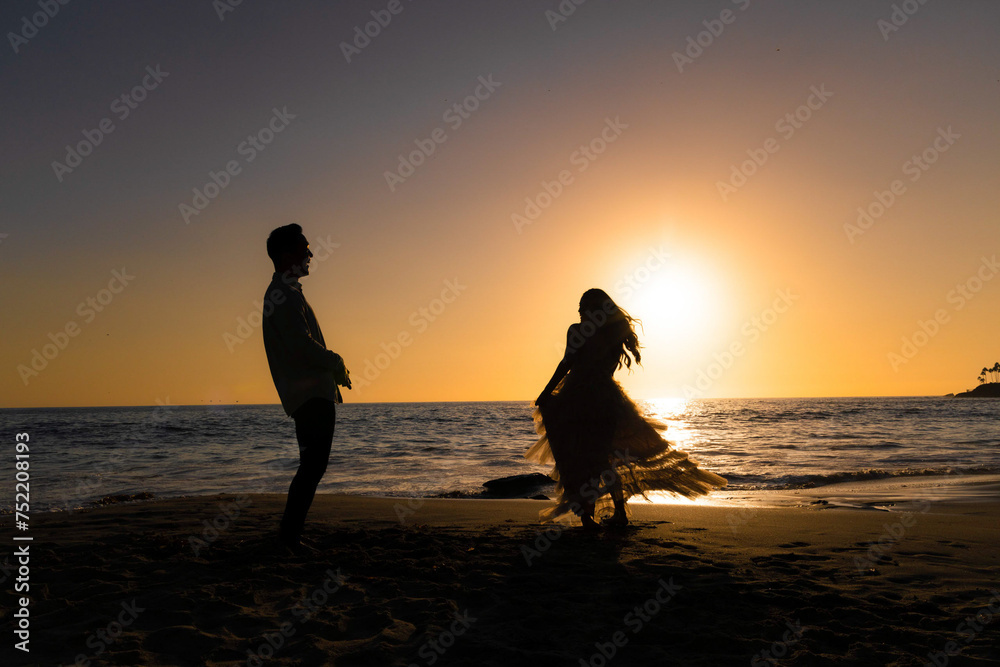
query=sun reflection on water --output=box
[632,397,730,505]
[640,396,696,449]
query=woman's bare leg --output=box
[606,486,628,526]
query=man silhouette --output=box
[262,224,351,552]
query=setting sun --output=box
[625,254,726,349]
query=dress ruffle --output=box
[526,373,726,522]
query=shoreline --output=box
[16,472,1000,516]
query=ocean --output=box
[2,397,998,513]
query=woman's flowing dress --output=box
[526,325,726,522]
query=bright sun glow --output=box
[607,248,733,400]
[625,258,723,348]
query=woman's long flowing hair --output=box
[579,288,642,370]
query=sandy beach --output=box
[6,484,1000,667]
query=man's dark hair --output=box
[267,224,304,264]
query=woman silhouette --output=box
[528,288,726,528]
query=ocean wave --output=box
[484,459,517,467]
[429,489,486,499]
[827,441,903,450]
[160,424,193,432]
[768,466,1000,490]
[747,409,843,422]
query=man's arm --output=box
[267,288,343,372]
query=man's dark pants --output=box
[280,397,336,544]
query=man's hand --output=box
[333,354,352,389]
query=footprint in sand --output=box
[639,538,699,551]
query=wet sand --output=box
[7,487,1000,666]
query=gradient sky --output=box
[2,0,998,408]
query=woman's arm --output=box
[535,360,571,406]
[535,325,580,406]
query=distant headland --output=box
[953,383,1000,398]
[950,362,1000,397]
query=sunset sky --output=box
[2,0,998,408]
